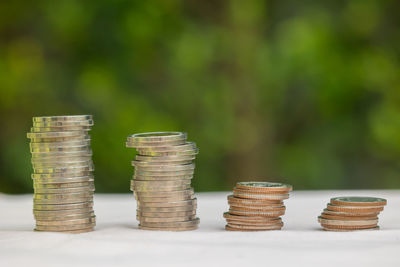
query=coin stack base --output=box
[318,196,387,231]
[223,182,292,231]
[27,115,96,233]
[126,132,200,231]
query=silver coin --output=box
[137,210,196,218]
[127,132,187,143]
[30,126,92,132]
[132,184,192,192]
[137,215,196,223]
[32,120,94,127]
[133,174,193,181]
[32,160,93,169]
[30,139,91,148]
[33,181,94,189]
[35,216,96,226]
[31,150,93,158]
[135,189,194,198]
[34,211,95,221]
[33,207,93,216]
[133,164,195,173]
[132,180,191,187]
[29,134,91,143]
[33,197,94,205]
[126,139,186,148]
[33,165,94,174]
[134,169,194,177]
[31,156,92,164]
[137,198,197,208]
[136,142,196,153]
[135,194,195,203]
[33,201,93,211]
[33,115,93,122]
[32,171,93,179]
[34,185,95,194]
[35,222,96,231]
[139,218,199,228]
[32,175,93,184]
[137,205,196,213]
[31,145,92,153]
[34,191,94,200]
[27,131,87,139]
[138,148,199,157]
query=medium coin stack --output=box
[126,132,199,231]
[318,196,387,231]
[223,182,292,231]
[27,115,96,233]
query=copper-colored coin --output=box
[137,215,196,223]
[326,204,384,213]
[223,212,281,222]
[235,182,292,192]
[320,223,378,230]
[322,226,380,232]
[226,217,282,225]
[330,196,387,207]
[232,192,289,201]
[233,188,288,195]
[318,217,378,226]
[229,209,285,217]
[225,223,283,231]
[228,195,282,205]
[322,208,380,217]
[320,212,378,221]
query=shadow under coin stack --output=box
[126,132,199,231]
[224,182,292,231]
[318,196,387,231]
[27,115,96,233]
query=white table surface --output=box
[0,191,399,267]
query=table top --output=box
[1,190,399,267]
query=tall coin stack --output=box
[318,196,387,231]
[27,115,96,233]
[223,182,292,231]
[126,132,199,231]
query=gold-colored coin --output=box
[33,201,93,211]
[33,115,93,122]
[35,222,96,231]
[35,216,96,226]
[137,215,196,223]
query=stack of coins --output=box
[318,196,387,231]
[223,182,292,231]
[27,115,96,233]
[126,132,199,231]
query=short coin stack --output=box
[126,132,199,231]
[27,115,96,233]
[223,182,292,231]
[318,196,387,231]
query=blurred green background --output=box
[0,0,399,193]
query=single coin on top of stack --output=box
[27,115,96,233]
[318,196,387,231]
[126,132,199,231]
[223,182,292,231]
